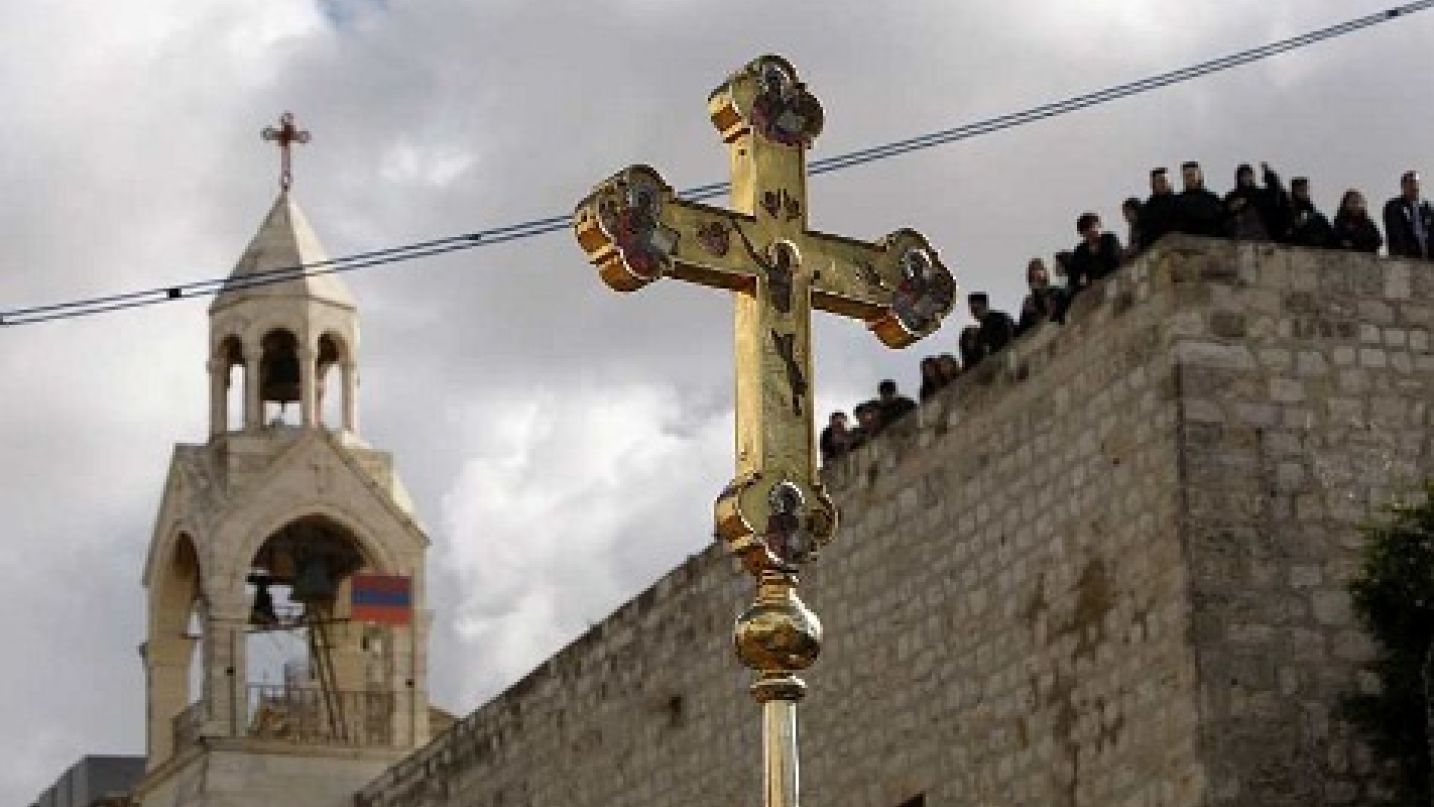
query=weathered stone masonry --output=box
[358,237,1434,807]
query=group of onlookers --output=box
[819,379,919,463]
[1119,163,1432,258]
[819,167,1433,466]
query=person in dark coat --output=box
[958,325,985,370]
[1017,258,1067,334]
[851,400,882,444]
[1140,167,1180,249]
[1224,162,1289,241]
[819,411,854,464]
[1382,170,1434,260]
[936,353,960,385]
[1068,213,1123,294]
[1258,163,1292,240]
[876,379,917,427]
[1051,250,1074,291]
[1224,163,1269,240]
[1121,197,1144,259]
[968,292,1016,358]
[1331,190,1384,254]
[1286,177,1332,249]
[918,357,943,404]
[1176,161,1225,237]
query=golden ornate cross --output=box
[261,111,311,191]
[576,54,955,576]
[574,55,956,807]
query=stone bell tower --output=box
[132,144,435,806]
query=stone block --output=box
[1289,565,1322,588]
[1284,291,1317,313]
[1312,590,1353,627]
[1258,348,1292,370]
[1385,263,1411,299]
[1327,398,1365,422]
[1183,399,1226,425]
[1211,312,1247,338]
[1270,379,1305,403]
[1175,341,1255,370]
[1337,368,1369,394]
[1412,328,1431,353]
[1235,403,1279,427]
[1170,311,1206,337]
[1359,300,1394,324]
[1295,351,1329,377]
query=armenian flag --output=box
[350,574,412,625]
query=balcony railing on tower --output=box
[246,684,395,747]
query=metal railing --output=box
[246,684,395,747]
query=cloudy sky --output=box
[2,0,1431,801]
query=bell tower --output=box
[134,117,437,806]
[206,191,360,437]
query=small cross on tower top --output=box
[261,111,311,191]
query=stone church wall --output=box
[1167,243,1433,806]
[358,238,1434,807]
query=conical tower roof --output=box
[209,192,354,314]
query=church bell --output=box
[261,351,302,403]
[291,554,336,604]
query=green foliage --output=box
[1348,481,1434,806]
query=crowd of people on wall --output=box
[820,166,1434,466]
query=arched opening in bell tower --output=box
[185,609,204,706]
[218,337,246,432]
[147,532,206,762]
[242,515,398,746]
[259,328,302,427]
[316,332,346,430]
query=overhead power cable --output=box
[3,0,1430,327]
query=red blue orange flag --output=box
[351,574,412,625]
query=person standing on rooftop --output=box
[1383,170,1433,260]
[1175,161,1224,238]
[1068,213,1123,294]
[1286,177,1332,249]
[1017,258,1067,334]
[1332,190,1384,254]
[1121,197,1144,259]
[1140,167,1180,249]
[968,292,1016,359]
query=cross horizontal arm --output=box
[574,164,762,294]
[800,227,957,348]
[664,200,762,290]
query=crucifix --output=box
[574,54,956,807]
[261,111,311,191]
